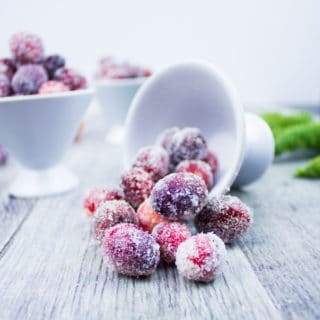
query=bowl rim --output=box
[124,59,245,195]
[95,77,149,87]
[0,88,95,104]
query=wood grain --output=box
[0,115,319,320]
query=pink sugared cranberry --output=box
[156,127,180,151]
[12,64,48,95]
[0,58,17,80]
[202,150,218,174]
[176,233,226,282]
[176,160,213,190]
[10,32,44,63]
[83,187,125,216]
[0,76,11,97]
[54,67,87,90]
[195,195,253,243]
[120,168,154,208]
[169,127,208,167]
[150,172,208,220]
[93,200,137,241]
[152,222,191,263]
[132,145,169,182]
[38,80,69,94]
[137,198,168,233]
[102,223,160,277]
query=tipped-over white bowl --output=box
[124,61,274,195]
[96,78,147,144]
[0,89,94,198]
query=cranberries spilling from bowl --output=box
[82,126,252,281]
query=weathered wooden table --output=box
[0,115,319,320]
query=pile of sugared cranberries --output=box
[82,126,253,282]
[0,32,87,98]
[96,56,152,80]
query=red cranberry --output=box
[152,222,191,263]
[195,195,253,243]
[93,200,137,241]
[150,172,208,220]
[176,233,226,282]
[176,160,213,190]
[132,146,169,182]
[102,223,160,276]
[120,168,154,208]
[10,32,44,63]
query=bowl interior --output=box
[124,61,245,195]
[0,89,93,169]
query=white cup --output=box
[0,89,94,198]
[124,61,274,195]
[96,78,147,144]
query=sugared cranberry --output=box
[169,127,208,167]
[102,223,160,276]
[176,160,213,190]
[0,76,11,97]
[132,146,169,182]
[83,187,125,216]
[137,198,168,233]
[176,233,226,282]
[202,150,218,174]
[11,64,48,95]
[93,200,137,241]
[44,55,65,78]
[156,127,180,151]
[10,32,44,63]
[152,222,191,263]
[38,80,69,94]
[195,195,253,243]
[150,172,208,220]
[0,58,17,80]
[54,68,87,90]
[120,168,154,208]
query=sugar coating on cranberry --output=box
[176,160,213,190]
[169,127,208,167]
[0,76,11,97]
[102,223,160,276]
[202,150,218,174]
[54,68,87,90]
[0,58,17,80]
[38,80,69,94]
[121,168,154,208]
[156,127,180,151]
[93,200,137,241]
[44,55,65,78]
[132,145,169,182]
[83,186,125,216]
[10,32,44,63]
[176,233,226,282]
[137,198,168,233]
[150,172,208,220]
[152,222,191,263]
[195,195,253,243]
[12,64,48,95]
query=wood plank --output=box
[233,160,320,320]
[0,161,37,255]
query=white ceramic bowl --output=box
[0,89,94,197]
[124,61,274,194]
[96,77,147,128]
